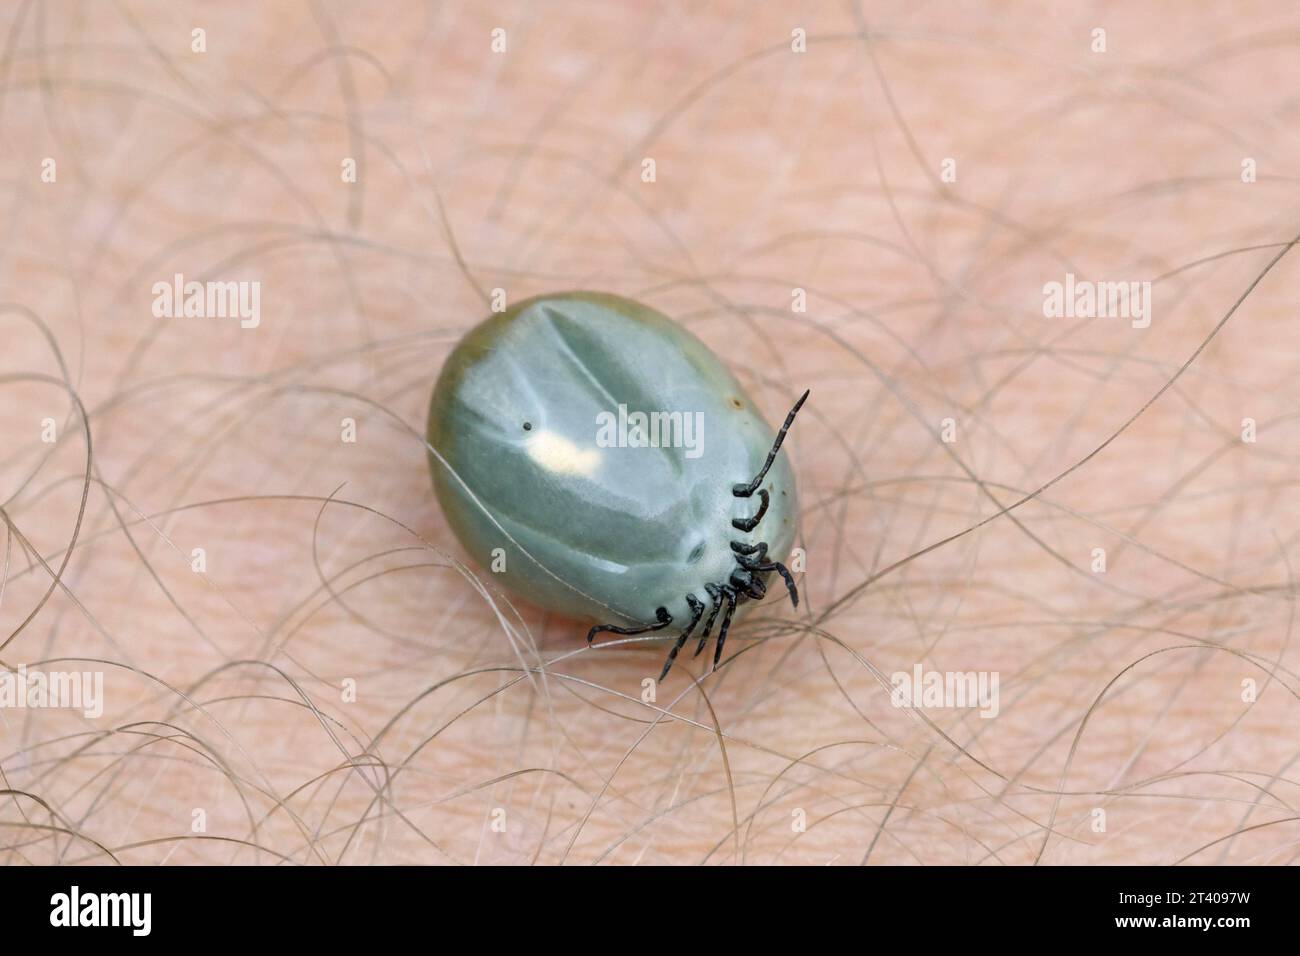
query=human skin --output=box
[2,1,1299,865]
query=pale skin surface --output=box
[2,1,1299,865]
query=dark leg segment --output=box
[731,540,768,559]
[754,561,798,606]
[732,549,798,608]
[712,587,738,668]
[695,583,723,657]
[659,593,705,681]
[732,389,810,499]
[587,605,672,644]
[731,488,769,532]
[729,566,766,600]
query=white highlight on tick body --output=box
[526,430,601,477]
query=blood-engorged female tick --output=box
[427,292,809,680]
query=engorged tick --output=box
[426,292,809,681]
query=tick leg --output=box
[659,593,705,681]
[587,605,672,644]
[731,540,769,560]
[754,561,798,606]
[730,566,766,600]
[711,586,738,669]
[731,488,769,532]
[733,389,810,498]
[732,544,798,606]
[695,583,723,657]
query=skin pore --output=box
[2,1,1300,865]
